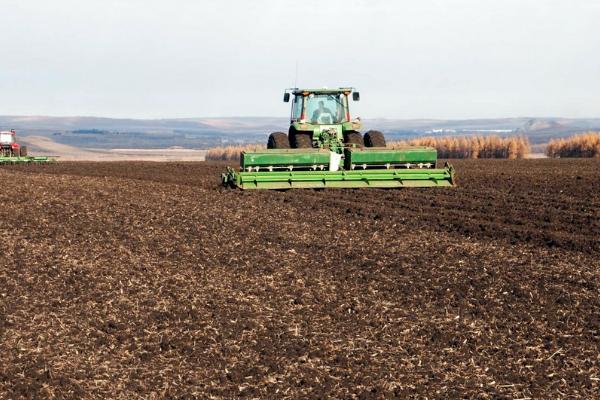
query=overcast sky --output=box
[1,0,599,119]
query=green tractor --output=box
[222,87,455,189]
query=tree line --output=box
[545,132,600,158]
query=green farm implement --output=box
[0,156,55,164]
[222,88,455,190]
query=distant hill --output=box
[520,119,564,132]
[1,115,599,149]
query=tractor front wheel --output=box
[364,130,386,147]
[267,132,290,149]
[290,131,312,148]
[344,131,364,148]
[19,146,28,157]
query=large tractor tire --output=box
[19,146,28,157]
[290,131,313,148]
[267,132,290,149]
[344,131,364,148]
[364,130,386,147]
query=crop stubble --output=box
[0,159,598,398]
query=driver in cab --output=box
[311,101,335,124]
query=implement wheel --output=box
[344,131,364,148]
[290,131,312,148]
[267,132,290,149]
[364,130,386,147]
[19,146,28,157]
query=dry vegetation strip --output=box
[546,131,600,158]
[206,144,265,161]
[389,135,530,159]
[206,135,530,161]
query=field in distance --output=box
[20,136,206,161]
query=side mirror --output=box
[352,92,360,101]
[283,93,290,102]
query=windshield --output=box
[0,133,14,143]
[305,94,347,124]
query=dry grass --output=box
[546,131,600,158]
[205,144,265,161]
[389,135,530,159]
[206,135,531,161]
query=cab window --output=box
[292,95,303,120]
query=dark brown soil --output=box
[0,159,598,398]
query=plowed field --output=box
[1,159,598,398]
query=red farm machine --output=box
[0,129,54,164]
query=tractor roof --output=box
[289,87,355,95]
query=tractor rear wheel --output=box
[364,130,386,147]
[267,132,290,149]
[19,146,28,157]
[344,131,364,148]
[290,131,312,148]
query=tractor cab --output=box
[277,88,364,149]
[0,130,16,145]
[284,88,359,125]
[0,130,20,157]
